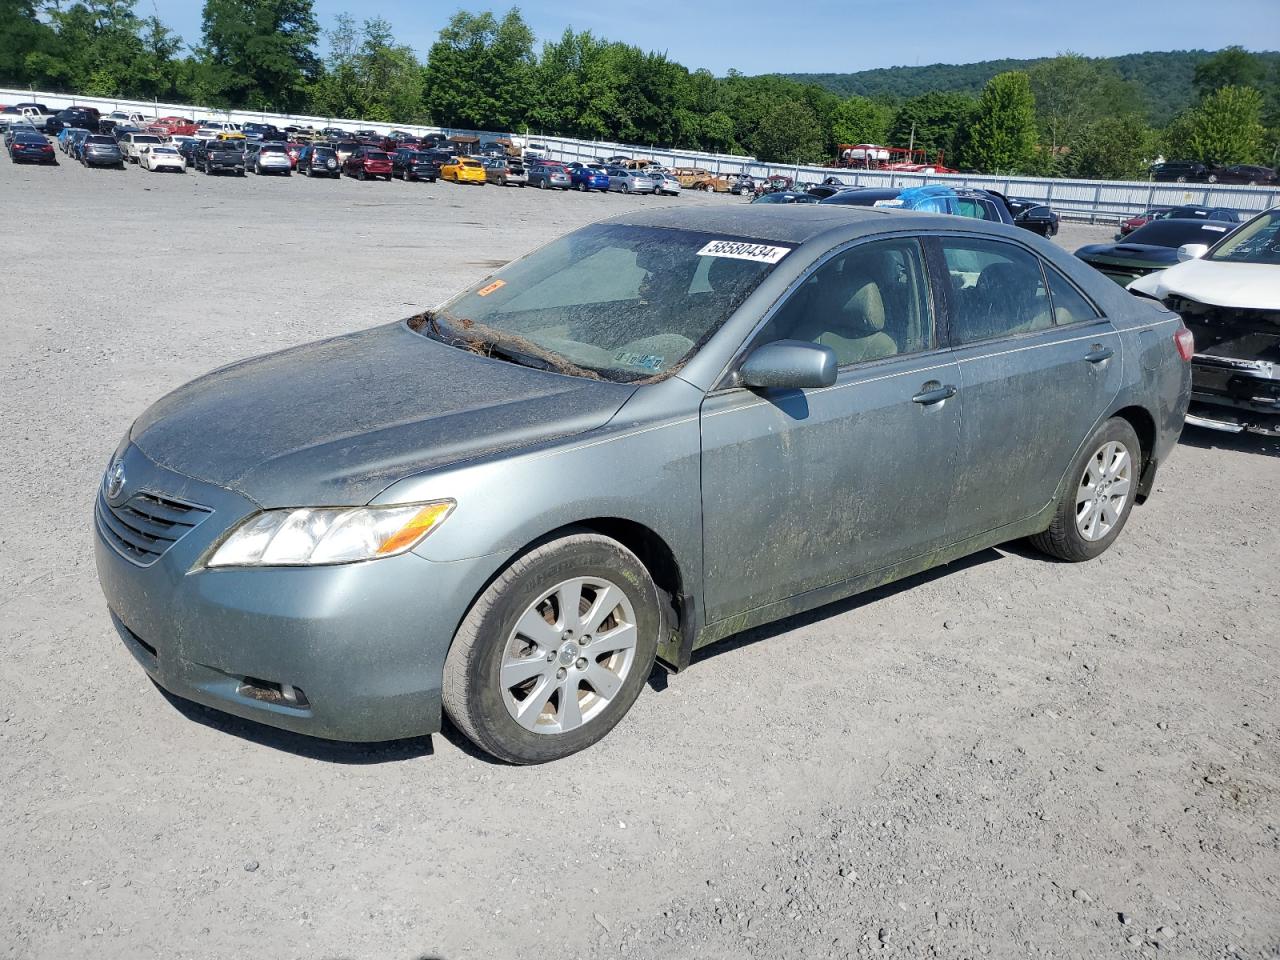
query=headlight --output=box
[205,500,454,568]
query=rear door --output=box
[699,237,961,623]
[931,235,1122,542]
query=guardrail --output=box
[7,85,1278,223]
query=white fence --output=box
[8,85,1279,223]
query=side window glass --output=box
[761,239,934,366]
[951,197,984,219]
[941,239,1052,344]
[1045,267,1100,324]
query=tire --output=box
[1207,174,1218,184]
[443,532,661,764]
[623,182,631,193]
[538,178,546,189]
[1175,175,1187,183]
[1029,417,1141,562]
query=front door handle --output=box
[1084,345,1115,364]
[912,381,958,405]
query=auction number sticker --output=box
[476,279,506,297]
[696,240,792,263]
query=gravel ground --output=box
[1,154,1277,960]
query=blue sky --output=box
[152,0,1280,75]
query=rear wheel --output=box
[443,532,661,764]
[1029,417,1141,562]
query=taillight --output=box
[1174,323,1194,362]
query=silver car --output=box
[606,167,656,194]
[95,206,1191,764]
[248,142,292,175]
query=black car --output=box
[751,191,820,204]
[297,144,340,178]
[1151,161,1209,183]
[196,139,245,176]
[80,134,124,168]
[1005,197,1061,237]
[1207,164,1277,186]
[1160,205,1241,223]
[1073,219,1237,285]
[176,138,203,167]
[110,124,141,144]
[7,130,56,164]
[392,149,442,182]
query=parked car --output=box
[820,185,1015,225]
[481,157,515,186]
[503,157,529,187]
[138,144,185,173]
[1206,164,1277,186]
[80,134,124,168]
[333,140,361,164]
[673,167,731,192]
[523,141,548,159]
[1005,197,1061,237]
[151,116,199,137]
[440,156,487,185]
[343,146,393,180]
[1074,218,1237,285]
[729,174,757,196]
[1118,206,1175,237]
[6,129,56,164]
[1151,161,1209,183]
[750,190,820,204]
[297,144,340,178]
[387,149,436,181]
[1130,206,1278,435]
[567,162,609,192]
[196,139,245,176]
[1160,204,1241,224]
[606,167,656,194]
[120,132,164,164]
[176,138,203,167]
[94,205,1192,764]
[246,141,293,176]
[46,106,100,135]
[649,172,682,196]
[56,126,90,153]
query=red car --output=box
[285,141,304,169]
[1118,206,1175,237]
[342,146,393,181]
[150,116,199,137]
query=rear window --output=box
[133,135,161,144]
[87,136,115,144]
[366,151,389,160]
[260,145,287,153]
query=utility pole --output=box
[908,121,916,157]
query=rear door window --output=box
[1045,269,1100,325]
[940,238,1052,344]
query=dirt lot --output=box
[1,154,1277,960]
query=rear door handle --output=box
[912,381,958,405]
[1084,345,1115,364]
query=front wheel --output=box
[443,532,661,764]
[538,178,546,189]
[1029,417,1141,562]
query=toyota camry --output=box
[95,205,1192,763]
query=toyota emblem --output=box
[105,459,126,501]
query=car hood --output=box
[1077,243,1179,264]
[1128,258,1280,309]
[130,321,636,508]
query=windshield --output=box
[1124,220,1233,247]
[418,223,788,382]
[1208,209,1280,265]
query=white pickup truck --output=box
[0,106,55,131]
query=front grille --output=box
[97,489,212,566]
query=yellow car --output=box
[215,130,246,141]
[442,157,487,184]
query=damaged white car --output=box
[1130,206,1280,436]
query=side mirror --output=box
[739,340,837,390]
[1177,243,1209,262]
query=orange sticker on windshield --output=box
[476,279,506,297]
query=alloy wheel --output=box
[1075,440,1133,541]
[499,576,639,735]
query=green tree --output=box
[424,8,535,129]
[963,71,1039,173]
[311,15,424,122]
[1192,46,1266,99]
[1066,114,1157,180]
[0,0,59,88]
[887,91,976,162]
[748,97,824,163]
[1164,85,1266,165]
[198,0,320,111]
[830,95,891,146]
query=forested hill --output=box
[784,50,1280,124]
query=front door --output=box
[932,235,1124,543]
[699,237,962,625]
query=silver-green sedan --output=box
[95,205,1192,763]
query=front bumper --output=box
[94,443,501,742]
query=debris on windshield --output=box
[408,311,603,380]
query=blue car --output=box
[568,162,610,192]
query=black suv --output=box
[1151,161,1209,183]
[45,107,101,136]
[392,149,443,182]
[1207,164,1277,186]
[297,144,340,178]
[196,139,245,176]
